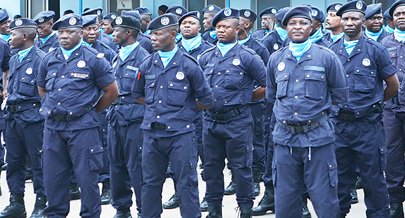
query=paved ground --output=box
[0,166,391,218]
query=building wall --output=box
[0,0,22,18]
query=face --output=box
[393,6,405,31]
[261,14,275,30]
[180,16,200,39]
[325,11,341,30]
[37,21,53,38]
[0,20,10,34]
[215,19,239,43]
[57,28,82,49]
[140,14,151,32]
[203,13,214,31]
[341,12,364,40]
[310,19,322,35]
[82,24,99,44]
[286,17,312,43]
[102,19,114,34]
[10,29,24,49]
[150,28,176,51]
[365,13,383,32]
[238,17,251,36]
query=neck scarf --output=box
[394,28,405,43]
[238,34,251,45]
[309,28,324,43]
[175,32,182,43]
[385,25,395,34]
[330,32,344,42]
[0,34,11,42]
[158,45,178,68]
[343,40,359,55]
[119,41,139,61]
[60,42,82,60]
[275,26,288,41]
[39,32,56,44]
[181,34,202,52]
[217,41,237,56]
[288,40,311,61]
[17,46,33,62]
[209,30,217,40]
[81,40,93,47]
[365,28,383,41]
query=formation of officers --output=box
[0,0,404,218]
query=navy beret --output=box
[52,14,82,30]
[275,7,291,22]
[202,5,221,14]
[384,8,392,20]
[33,10,55,24]
[111,15,140,30]
[259,7,277,18]
[212,8,239,27]
[239,9,257,23]
[134,7,151,15]
[336,1,367,17]
[179,11,200,25]
[82,7,103,16]
[326,3,343,13]
[309,6,325,23]
[166,5,188,17]
[103,13,117,21]
[10,18,36,30]
[389,0,405,18]
[121,10,141,21]
[0,9,9,23]
[365,3,382,19]
[82,15,98,27]
[147,13,178,31]
[282,5,312,27]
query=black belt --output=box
[51,114,80,122]
[7,103,40,113]
[337,104,383,121]
[281,120,321,134]
[151,122,167,130]
[206,105,247,121]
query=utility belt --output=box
[390,96,400,105]
[281,119,322,134]
[49,106,92,122]
[337,104,383,122]
[206,105,248,121]
[6,102,40,113]
[111,96,133,105]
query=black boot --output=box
[252,170,261,197]
[389,202,404,218]
[350,188,358,204]
[70,183,81,200]
[200,197,208,212]
[100,181,111,205]
[162,192,180,209]
[0,193,26,218]
[30,195,46,218]
[206,204,222,218]
[113,209,132,218]
[224,173,236,195]
[251,184,274,216]
[240,207,252,218]
[302,195,311,218]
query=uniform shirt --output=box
[262,30,284,55]
[108,44,148,126]
[99,33,119,53]
[381,34,405,112]
[89,40,117,64]
[366,29,390,43]
[35,33,59,53]
[242,36,270,64]
[198,44,266,113]
[202,31,218,45]
[252,29,269,42]
[138,33,154,54]
[329,34,396,116]
[283,37,331,49]
[267,44,348,147]
[37,45,115,131]
[132,49,214,134]
[0,38,10,74]
[177,38,213,60]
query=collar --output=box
[17,46,34,62]
[39,31,56,44]
[60,42,82,60]
[216,40,237,57]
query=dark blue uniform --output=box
[329,34,394,217]
[35,33,58,53]
[252,29,269,42]
[138,33,154,54]
[107,43,148,216]
[132,48,213,218]
[267,43,348,218]
[202,31,218,45]
[0,38,10,167]
[366,30,389,43]
[89,40,117,64]
[5,46,45,198]
[37,45,115,218]
[380,34,405,207]
[199,44,266,210]
[262,30,284,55]
[99,33,119,53]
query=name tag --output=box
[387,47,396,51]
[304,66,325,72]
[127,66,139,71]
[71,73,89,79]
[145,74,156,80]
[206,63,215,67]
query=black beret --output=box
[52,13,82,30]
[202,5,221,14]
[147,13,178,31]
[0,9,9,23]
[336,1,367,17]
[275,7,291,22]
[326,3,343,13]
[259,7,277,18]
[389,0,405,18]
[111,15,140,30]
[10,18,36,30]
[134,7,151,15]
[365,3,382,19]
[33,10,55,24]
[282,5,312,27]
[239,9,257,23]
[310,6,325,23]
[81,7,103,16]
[121,10,141,21]
[103,13,118,21]
[179,11,200,25]
[82,15,98,27]
[212,8,239,27]
[166,5,188,17]
[384,9,392,20]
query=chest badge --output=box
[273,44,279,50]
[232,58,240,66]
[278,62,285,71]
[77,60,86,68]
[176,72,185,80]
[362,58,370,66]
[25,68,33,75]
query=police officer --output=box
[384,9,395,34]
[102,13,117,38]
[33,11,58,53]
[121,10,154,54]
[307,6,331,47]
[165,5,188,43]
[364,3,388,43]
[329,1,399,217]
[107,15,148,218]
[132,13,214,218]
[252,7,277,41]
[0,9,11,43]
[262,7,290,55]
[199,8,266,218]
[134,7,152,34]
[267,6,348,218]
[381,1,405,216]
[37,13,118,217]
[323,3,344,43]
[0,18,46,218]
[201,5,221,45]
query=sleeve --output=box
[187,60,214,107]
[1,43,11,72]
[92,55,115,89]
[326,51,349,106]
[377,46,397,79]
[131,60,147,100]
[247,53,267,87]
[266,56,277,104]
[36,57,48,88]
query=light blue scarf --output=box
[288,40,311,61]
[343,40,358,55]
[39,32,56,44]
[181,34,202,52]
[394,28,405,43]
[238,34,251,45]
[0,34,11,42]
[385,25,394,34]
[158,45,178,68]
[365,28,383,41]
[330,32,344,42]
[217,41,237,56]
[60,42,82,60]
[275,26,288,41]
[309,28,324,43]
[209,30,217,40]
[119,41,139,61]
[107,33,113,38]
[17,46,33,62]
[175,32,182,42]
[144,30,151,35]
[81,40,93,47]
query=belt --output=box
[7,102,40,113]
[50,106,93,122]
[281,120,321,134]
[51,114,80,122]
[111,96,133,105]
[337,104,383,121]
[391,96,400,105]
[206,105,247,121]
[151,122,167,130]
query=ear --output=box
[198,24,201,32]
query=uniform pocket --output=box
[275,72,289,99]
[45,73,56,91]
[120,69,137,93]
[18,77,37,97]
[327,162,338,188]
[88,146,104,171]
[353,67,376,93]
[167,81,189,107]
[305,72,326,100]
[224,70,243,90]
[144,81,155,104]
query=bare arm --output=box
[95,81,119,112]
[252,87,266,101]
[2,70,9,99]
[38,86,46,97]
[384,74,399,101]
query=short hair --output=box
[13,14,21,20]
[17,28,37,41]
[158,5,168,12]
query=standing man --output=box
[108,15,148,218]
[199,8,267,217]
[0,9,11,43]
[132,13,213,218]
[267,6,348,217]
[0,18,46,218]
[252,7,277,41]
[384,9,395,34]
[365,3,388,43]
[329,1,399,217]
[121,10,154,54]
[102,13,118,38]
[262,7,290,55]
[323,3,344,43]
[37,13,118,217]
[202,5,221,45]
[33,11,58,53]
[135,7,152,35]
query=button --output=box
[61,76,65,78]
[184,86,187,89]
[155,60,158,63]
[160,85,163,89]
[69,112,73,115]
[294,112,298,115]
[346,74,349,77]
[169,83,173,86]
[158,100,162,103]
[173,62,176,65]
[90,149,94,152]
[371,72,374,74]
[57,102,61,105]
[347,59,350,62]
[226,70,229,72]
[167,126,171,129]
[58,88,61,91]
[218,72,221,75]
[224,101,227,103]
[356,70,359,72]
[121,96,125,99]
[186,125,190,128]
[306,75,309,78]
[157,115,160,118]
[282,120,286,124]
[294,96,298,99]
[296,79,299,82]
[215,85,218,88]
[53,73,56,76]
